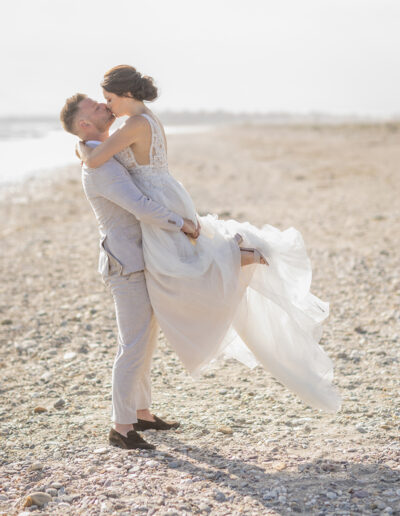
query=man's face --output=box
[78,97,115,133]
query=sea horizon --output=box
[0,110,398,187]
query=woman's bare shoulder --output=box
[124,114,151,131]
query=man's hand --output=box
[181,217,201,239]
[76,141,92,163]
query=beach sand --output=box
[0,123,399,514]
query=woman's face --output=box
[102,89,129,117]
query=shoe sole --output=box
[133,424,180,431]
[109,438,155,450]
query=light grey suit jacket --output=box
[81,143,184,279]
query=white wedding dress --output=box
[115,113,341,412]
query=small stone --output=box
[145,460,158,467]
[58,502,71,509]
[198,503,210,512]
[1,319,12,325]
[326,491,337,499]
[356,425,367,433]
[33,406,47,414]
[45,488,58,497]
[62,494,79,503]
[263,491,277,500]
[93,447,108,454]
[321,462,339,472]
[51,482,63,489]
[354,490,369,498]
[27,462,43,472]
[53,398,65,409]
[275,462,287,471]
[354,326,367,334]
[168,461,180,468]
[217,425,233,434]
[63,351,76,360]
[214,490,226,502]
[23,492,51,507]
[166,485,177,494]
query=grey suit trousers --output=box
[105,264,158,424]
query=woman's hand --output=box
[181,218,201,239]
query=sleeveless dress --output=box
[114,113,341,412]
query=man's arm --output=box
[85,159,185,232]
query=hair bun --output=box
[101,65,158,102]
[136,75,157,102]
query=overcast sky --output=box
[1,0,399,117]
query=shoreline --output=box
[0,123,214,188]
[2,119,400,189]
[1,123,399,514]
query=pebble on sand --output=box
[63,351,77,360]
[217,425,233,434]
[23,492,51,507]
[27,462,43,472]
[93,447,109,454]
[33,406,47,413]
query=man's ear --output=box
[78,118,91,130]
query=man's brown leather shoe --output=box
[109,428,156,449]
[133,414,180,431]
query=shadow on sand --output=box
[141,433,399,514]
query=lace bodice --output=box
[114,113,169,183]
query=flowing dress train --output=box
[114,113,341,412]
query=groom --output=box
[60,93,199,450]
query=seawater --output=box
[0,117,212,186]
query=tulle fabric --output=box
[134,172,341,413]
[114,113,341,413]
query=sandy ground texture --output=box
[0,123,399,515]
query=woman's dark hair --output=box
[101,65,158,102]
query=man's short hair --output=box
[60,93,87,135]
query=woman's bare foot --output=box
[235,234,268,266]
[240,248,269,266]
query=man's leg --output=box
[106,269,155,435]
[135,316,158,420]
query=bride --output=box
[79,64,341,413]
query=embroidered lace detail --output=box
[115,146,138,170]
[142,113,169,171]
[133,170,171,191]
[114,113,169,177]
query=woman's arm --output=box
[79,116,148,168]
